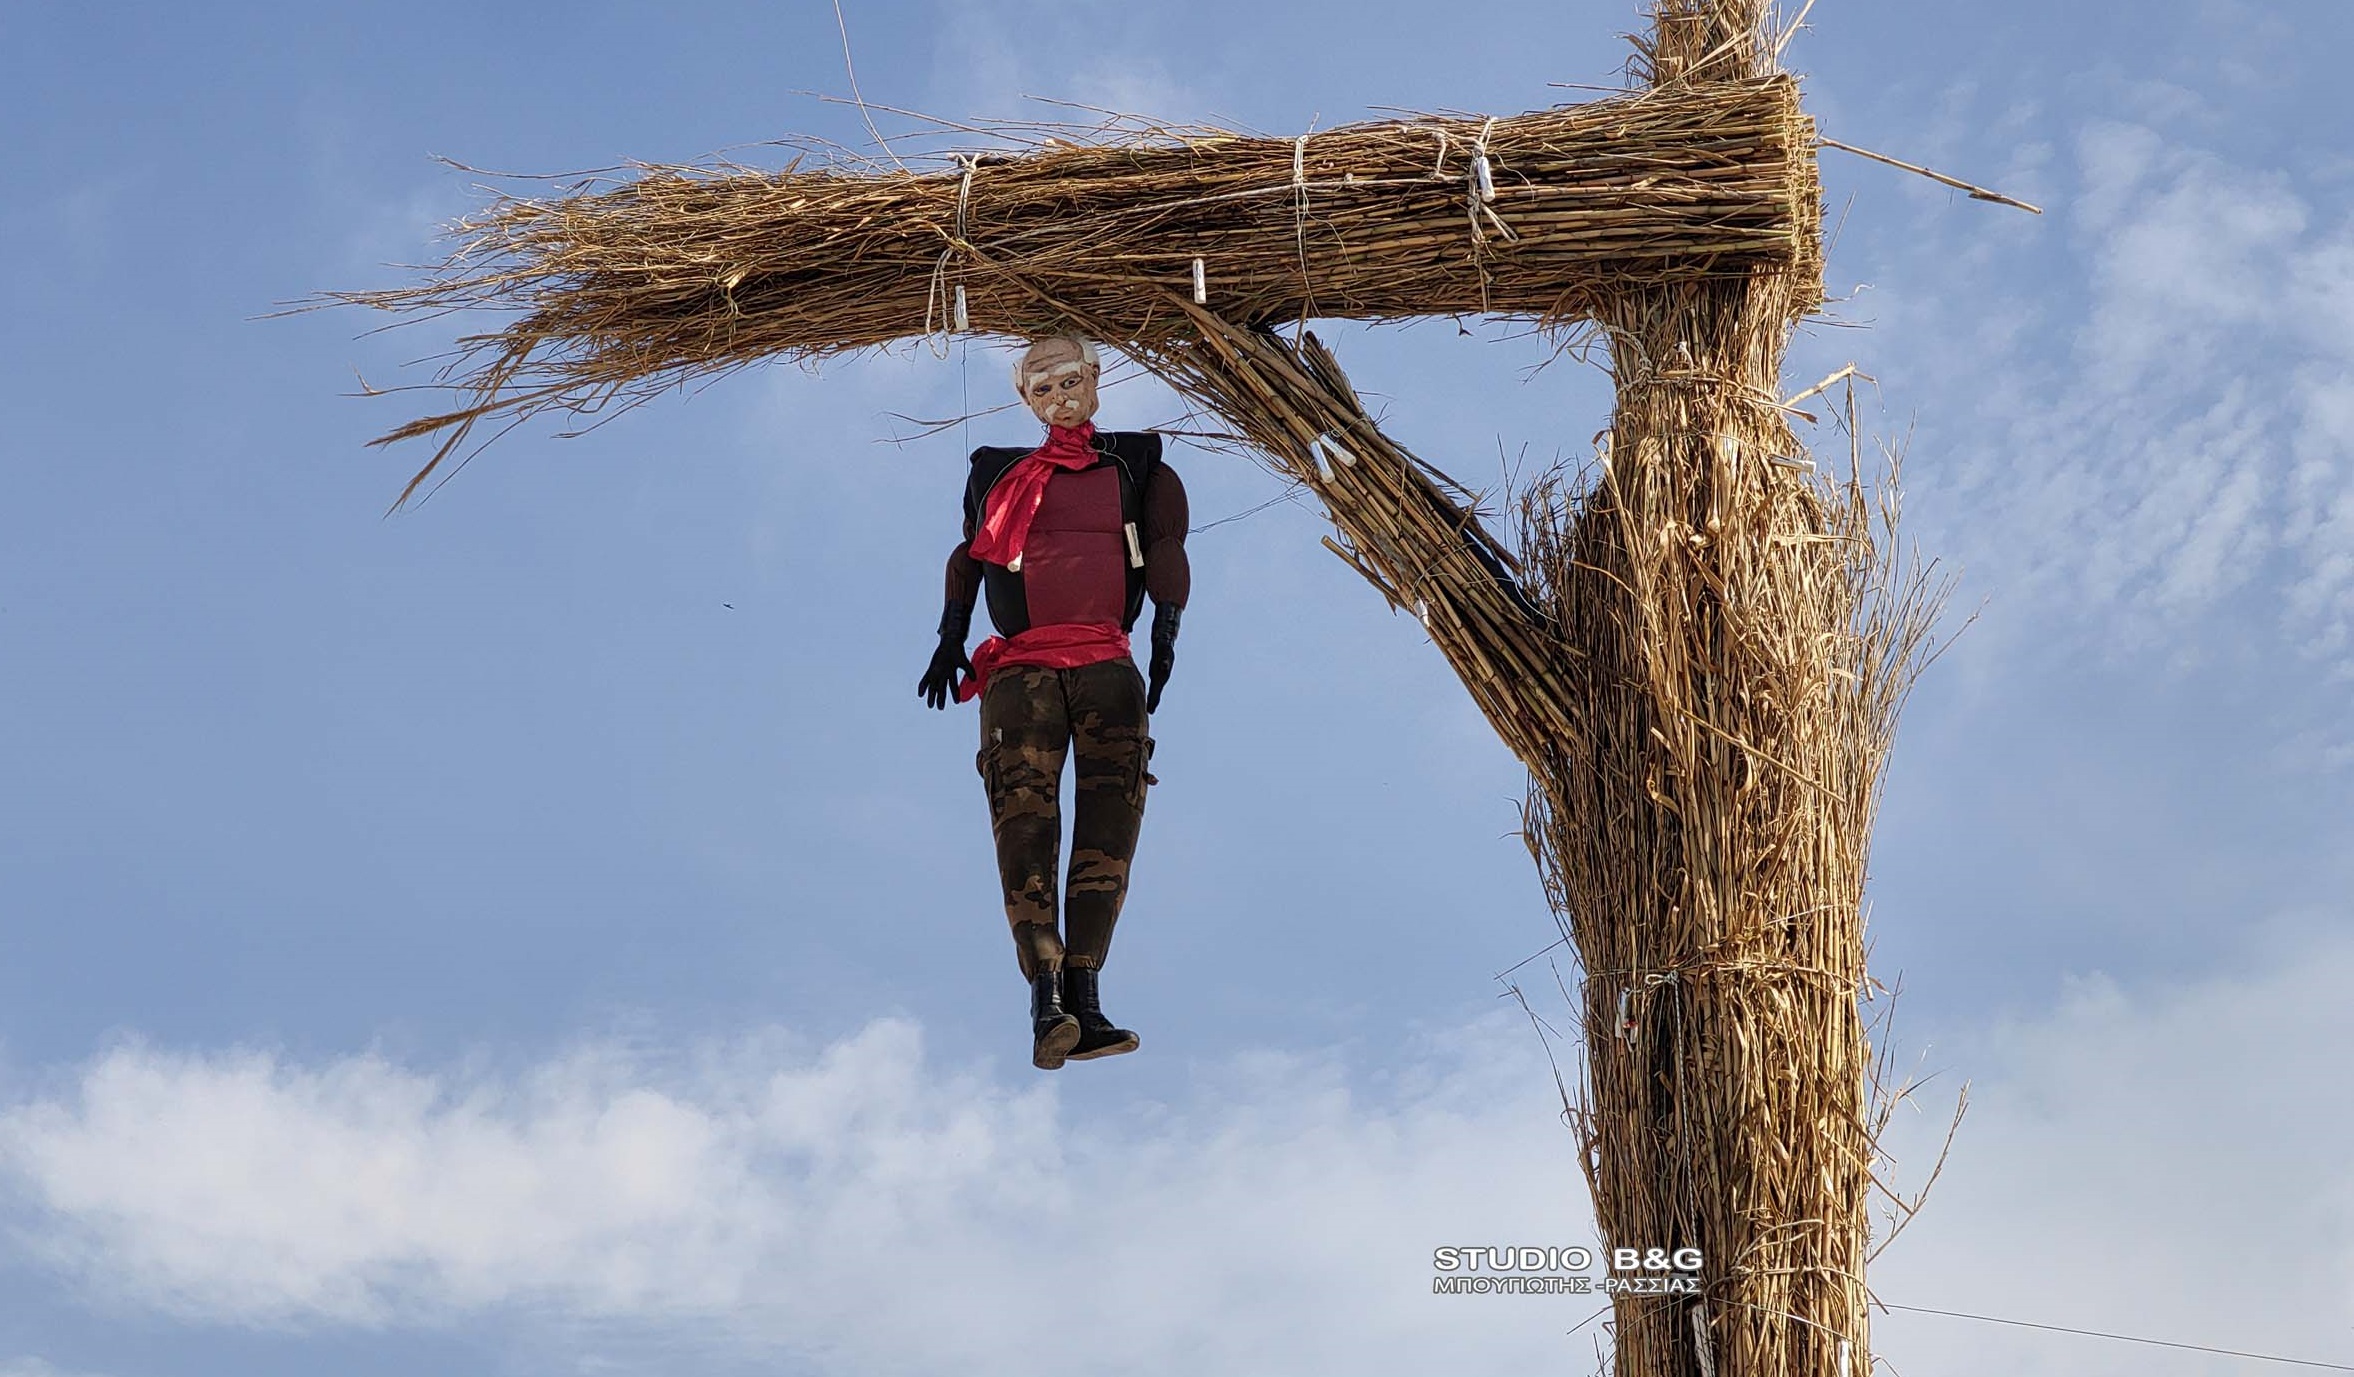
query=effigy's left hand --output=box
[918,637,973,711]
[1146,643,1174,714]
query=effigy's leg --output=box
[1062,659,1151,971]
[978,665,1071,980]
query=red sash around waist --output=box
[956,622,1132,703]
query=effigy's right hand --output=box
[917,637,973,710]
[1146,642,1174,714]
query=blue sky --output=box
[3,2,2350,1374]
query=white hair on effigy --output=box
[1011,335,1100,393]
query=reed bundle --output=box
[1524,314,1935,1377]
[1514,7,1937,1375]
[334,75,1817,504]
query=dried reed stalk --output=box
[331,76,1817,506]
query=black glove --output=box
[918,601,976,710]
[1145,602,1182,714]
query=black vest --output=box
[964,431,1163,638]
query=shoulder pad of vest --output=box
[1092,430,1163,478]
[1095,430,1162,459]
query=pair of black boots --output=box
[1030,966,1138,1070]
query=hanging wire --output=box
[1882,1303,2354,1372]
[1188,483,1309,535]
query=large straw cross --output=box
[345,5,1947,1374]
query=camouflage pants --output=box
[976,659,1154,979]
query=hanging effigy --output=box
[919,335,1187,1068]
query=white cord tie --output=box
[926,154,981,354]
[1465,117,1517,246]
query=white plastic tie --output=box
[1315,431,1358,468]
[953,283,969,332]
[1192,255,1207,305]
[1471,115,1498,202]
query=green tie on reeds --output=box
[338,7,1942,1371]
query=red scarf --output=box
[956,623,1132,703]
[966,422,1098,569]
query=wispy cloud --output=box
[925,0,1207,141]
[0,1361,113,1377]
[1832,117,2354,683]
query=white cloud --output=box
[0,1361,113,1377]
[1868,923,2354,1374]
[5,929,2352,1375]
[0,1016,1594,1373]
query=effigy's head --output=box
[1013,335,1101,429]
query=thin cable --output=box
[1190,484,1307,535]
[1884,1303,2354,1372]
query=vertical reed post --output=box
[1534,3,1880,1374]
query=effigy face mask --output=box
[1016,339,1101,429]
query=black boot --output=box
[1030,968,1082,1070]
[1062,966,1139,1061]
